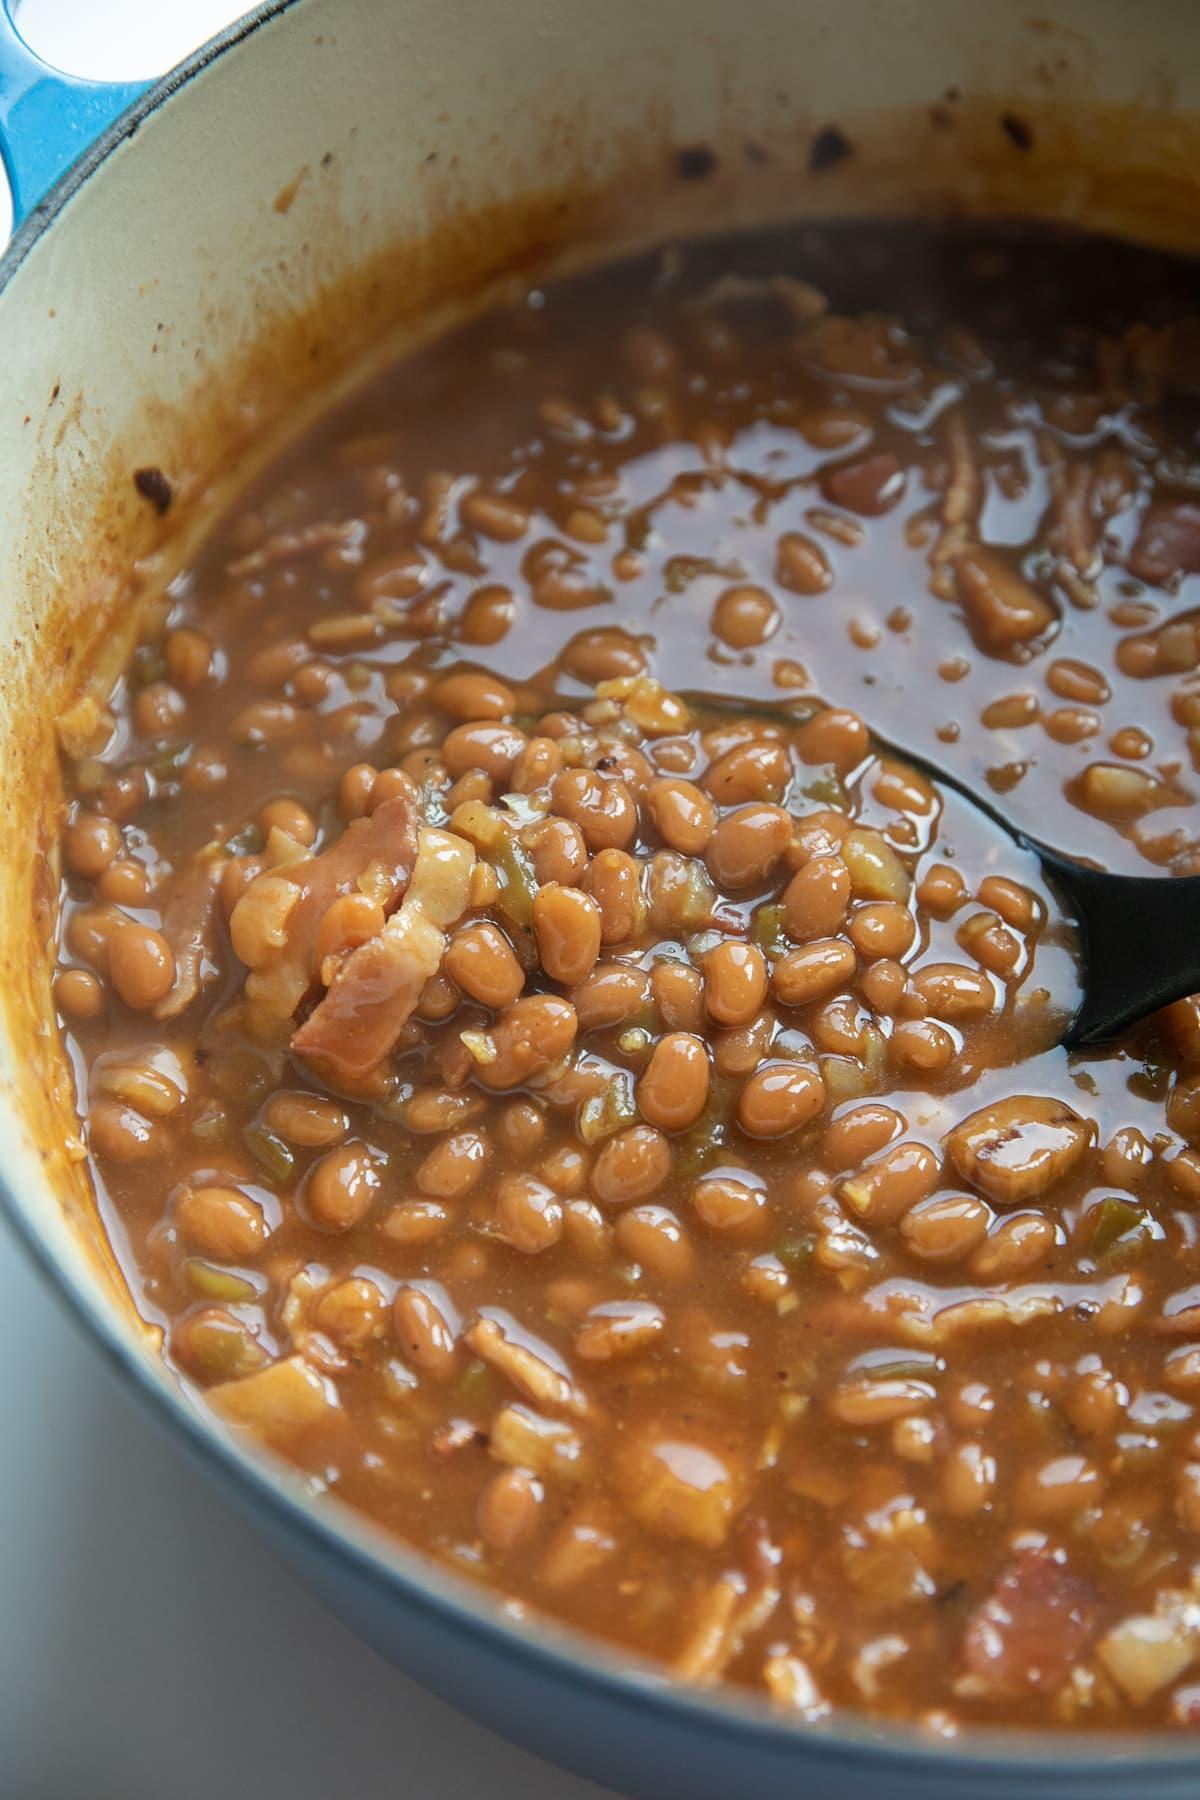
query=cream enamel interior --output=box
[4,0,1200,1685]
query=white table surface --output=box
[0,5,614,1796]
[0,1218,616,1800]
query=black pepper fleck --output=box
[1001,111,1034,151]
[676,145,717,182]
[134,466,174,515]
[809,126,852,174]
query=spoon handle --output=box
[1038,850,1200,1048]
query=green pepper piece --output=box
[1089,1194,1149,1257]
[244,1120,296,1185]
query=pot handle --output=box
[0,0,149,228]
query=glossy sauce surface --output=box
[49,223,1200,1731]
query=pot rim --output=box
[2,0,1198,1776]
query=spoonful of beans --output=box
[686,693,1197,1050]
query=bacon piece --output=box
[291,826,474,1081]
[153,856,222,1020]
[1129,500,1200,587]
[233,791,419,1030]
[822,452,905,517]
[961,1550,1101,1696]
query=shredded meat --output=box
[1129,499,1200,587]
[291,826,475,1081]
[235,790,419,1030]
[962,1550,1102,1696]
[153,856,222,1021]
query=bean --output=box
[848,902,915,960]
[477,995,578,1089]
[651,961,705,1032]
[479,1467,544,1553]
[88,1099,166,1162]
[821,1102,905,1171]
[570,962,651,1031]
[638,1033,711,1132]
[592,1125,671,1206]
[977,875,1039,931]
[108,923,175,1011]
[794,709,869,774]
[1013,1453,1103,1521]
[582,849,644,944]
[858,958,907,1013]
[497,1099,546,1158]
[98,860,151,907]
[916,862,968,915]
[394,1284,458,1376]
[968,1212,1057,1279]
[945,1096,1091,1204]
[645,778,716,854]
[302,1141,380,1231]
[957,911,1021,977]
[444,922,525,1009]
[575,1299,665,1361]
[461,488,530,541]
[704,940,768,1027]
[382,1200,450,1244]
[176,1185,269,1261]
[645,851,715,935]
[431,670,515,720]
[64,811,120,878]
[692,1172,768,1237]
[783,856,851,941]
[55,968,105,1020]
[911,962,995,1020]
[772,938,856,1007]
[552,768,638,851]
[890,1018,956,1075]
[260,796,316,846]
[230,875,299,968]
[900,1192,990,1263]
[704,741,790,806]
[510,737,564,793]
[522,816,588,886]
[828,1377,934,1427]
[133,681,186,739]
[560,627,648,685]
[443,722,527,783]
[494,1174,564,1253]
[775,531,832,595]
[540,1145,588,1195]
[614,1204,694,1282]
[311,896,386,975]
[712,1010,775,1078]
[706,804,792,889]
[941,1442,997,1517]
[738,1063,825,1138]
[839,1141,940,1226]
[533,885,602,986]
[314,1277,384,1350]
[417,1131,489,1199]
[460,584,517,646]
[164,627,213,689]
[711,584,780,648]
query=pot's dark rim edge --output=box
[0,0,1196,1778]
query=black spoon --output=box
[677,690,1198,1049]
[902,744,1199,1050]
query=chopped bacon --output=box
[822,452,905,517]
[153,856,222,1020]
[961,1550,1101,1696]
[235,791,419,1031]
[291,826,474,1082]
[1129,500,1200,587]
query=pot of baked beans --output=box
[5,1,1200,1793]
